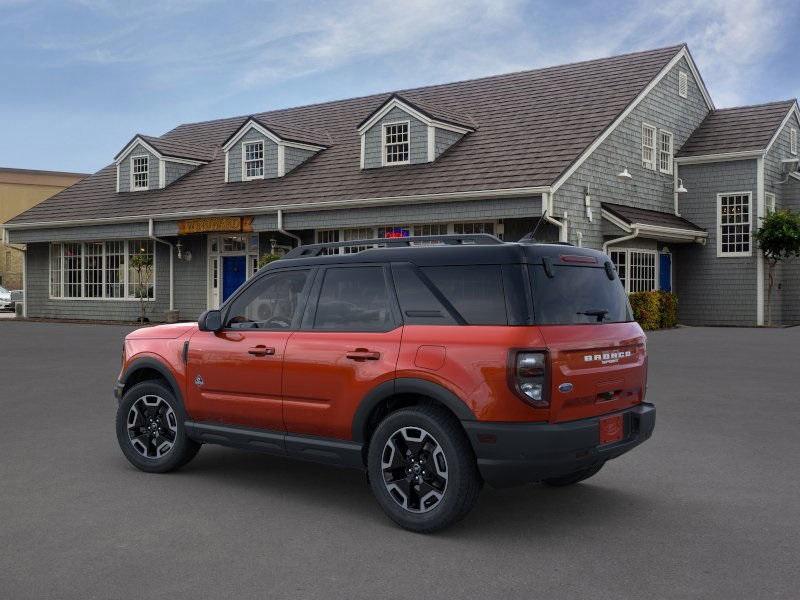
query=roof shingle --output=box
[11,45,686,225]
[677,100,796,157]
[603,202,705,232]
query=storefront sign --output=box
[178,216,254,235]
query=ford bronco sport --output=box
[115,234,655,532]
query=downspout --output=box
[148,219,174,312]
[602,227,639,254]
[541,192,566,242]
[277,209,302,247]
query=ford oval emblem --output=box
[558,382,574,393]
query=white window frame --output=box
[678,70,688,99]
[609,248,660,294]
[642,122,656,170]
[717,192,753,258]
[206,233,260,309]
[242,140,265,180]
[382,120,411,166]
[659,130,674,174]
[48,240,156,301]
[790,127,797,155]
[765,192,776,214]
[130,155,149,191]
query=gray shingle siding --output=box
[118,143,159,192]
[674,160,758,326]
[281,197,541,230]
[173,235,208,321]
[434,128,463,159]
[227,128,279,182]
[164,161,195,186]
[765,110,800,325]
[284,146,317,174]
[363,107,427,168]
[555,58,710,250]
[8,223,149,244]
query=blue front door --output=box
[659,253,672,292]
[222,256,246,301]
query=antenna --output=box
[519,210,548,243]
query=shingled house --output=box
[5,44,799,325]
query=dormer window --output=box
[383,122,410,165]
[131,156,149,190]
[243,141,265,179]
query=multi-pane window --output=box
[642,123,656,170]
[105,241,126,298]
[718,193,752,256]
[414,223,448,237]
[131,156,149,190]
[49,240,155,299]
[678,71,688,98]
[659,131,674,174]
[454,222,494,235]
[610,249,657,293]
[383,122,410,165]
[791,128,798,155]
[243,141,264,179]
[342,227,374,254]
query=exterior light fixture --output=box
[676,178,688,194]
[616,167,633,181]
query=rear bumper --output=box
[463,403,655,488]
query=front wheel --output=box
[116,380,200,473]
[367,405,482,533]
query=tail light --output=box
[509,350,549,408]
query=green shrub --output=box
[629,290,679,330]
[658,291,678,329]
[257,253,282,269]
[629,291,661,330]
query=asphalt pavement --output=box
[1,321,798,599]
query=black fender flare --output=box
[351,378,475,443]
[118,357,185,409]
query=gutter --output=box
[540,193,567,242]
[148,219,174,312]
[277,209,301,247]
[602,227,639,254]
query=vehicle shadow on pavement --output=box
[149,444,650,537]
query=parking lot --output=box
[1,321,798,599]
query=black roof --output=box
[603,202,705,232]
[265,240,611,271]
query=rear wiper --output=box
[577,309,609,322]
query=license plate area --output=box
[599,414,624,445]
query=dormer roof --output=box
[114,134,215,164]
[221,116,330,152]
[356,93,475,134]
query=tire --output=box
[543,462,604,487]
[367,405,482,533]
[116,380,200,473]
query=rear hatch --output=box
[528,256,647,423]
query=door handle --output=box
[346,349,381,361]
[248,345,276,357]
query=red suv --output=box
[114,234,655,532]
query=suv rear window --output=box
[529,264,632,325]
[421,265,507,325]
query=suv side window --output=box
[391,264,458,325]
[421,265,507,325]
[226,269,310,329]
[313,266,394,331]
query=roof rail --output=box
[284,233,503,258]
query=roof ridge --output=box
[167,44,686,133]
[712,99,797,112]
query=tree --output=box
[129,248,154,323]
[755,209,800,326]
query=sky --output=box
[1,0,798,173]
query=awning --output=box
[601,203,707,243]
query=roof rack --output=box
[284,233,503,258]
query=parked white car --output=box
[0,285,15,311]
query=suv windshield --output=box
[529,264,632,325]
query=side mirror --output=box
[198,309,223,332]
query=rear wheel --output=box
[367,405,481,533]
[116,380,200,473]
[543,462,604,487]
